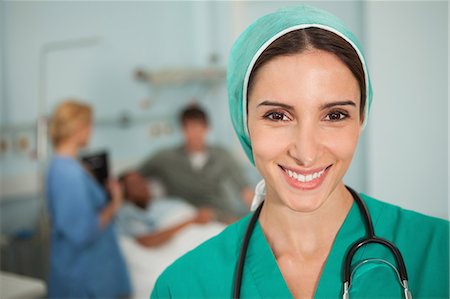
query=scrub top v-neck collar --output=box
[245,199,367,298]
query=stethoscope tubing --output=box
[233,201,264,299]
[342,187,408,285]
[233,186,410,299]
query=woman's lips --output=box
[279,164,332,190]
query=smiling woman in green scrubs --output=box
[151,5,449,298]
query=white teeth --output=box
[285,168,326,183]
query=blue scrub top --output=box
[152,194,449,298]
[46,155,131,298]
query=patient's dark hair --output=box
[179,104,209,126]
[248,28,366,119]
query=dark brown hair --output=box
[248,28,366,118]
[179,104,209,126]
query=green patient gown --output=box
[151,194,449,298]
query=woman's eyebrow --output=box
[320,100,356,110]
[257,100,294,110]
[256,100,356,110]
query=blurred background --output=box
[0,1,448,298]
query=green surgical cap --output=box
[227,5,373,165]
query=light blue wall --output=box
[366,1,448,219]
[1,1,366,193]
[0,1,369,235]
[1,1,447,236]
[0,1,4,126]
[0,1,238,189]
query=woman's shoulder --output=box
[360,193,449,248]
[360,194,449,295]
[47,156,83,179]
[152,215,251,297]
[361,193,448,228]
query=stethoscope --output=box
[233,186,412,299]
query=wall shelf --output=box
[134,67,226,87]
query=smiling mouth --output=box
[279,165,332,183]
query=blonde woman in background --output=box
[46,100,131,298]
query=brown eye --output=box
[325,111,348,122]
[265,112,288,121]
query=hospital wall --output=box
[0,1,4,141]
[0,1,369,237]
[365,1,448,220]
[0,1,448,274]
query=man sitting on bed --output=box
[116,171,216,247]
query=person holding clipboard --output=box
[46,100,130,298]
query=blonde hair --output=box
[49,100,93,147]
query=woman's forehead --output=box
[255,50,355,80]
[249,52,360,105]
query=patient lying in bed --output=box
[117,171,218,247]
[116,172,226,298]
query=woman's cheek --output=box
[250,125,291,164]
[325,128,360,162]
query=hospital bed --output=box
[118,200,225,299]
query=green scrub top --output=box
[151,194,449,298]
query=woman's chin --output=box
[283,198,326,214]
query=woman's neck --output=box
[55,141,79,158]
[259,183,353,258]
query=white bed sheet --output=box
[119,211,225,299]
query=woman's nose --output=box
[287,122,321,167]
